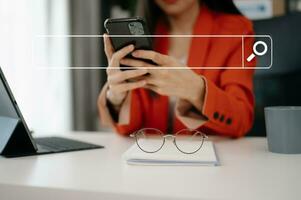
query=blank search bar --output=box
[32,35,272,70]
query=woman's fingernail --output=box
[132,51,137,56]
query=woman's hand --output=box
[120,50,206,108]
[104,35,148,107]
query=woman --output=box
[98,0,256,137]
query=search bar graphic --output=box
[32,35,272,70]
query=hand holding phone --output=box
[103,35,148,107]
[104,17,155,71]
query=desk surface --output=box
[0,132,300,200]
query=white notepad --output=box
[123,140,219,166]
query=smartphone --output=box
[104,17,154,70]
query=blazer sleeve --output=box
[97,83,143,136]
[176,34,255,138]
[202,35,255,137]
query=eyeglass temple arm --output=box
[130,129,208,139]
[195,130,208,139]
[129,131,137,138]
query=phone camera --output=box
[128,22,145,35]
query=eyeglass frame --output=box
[130,128,209,154]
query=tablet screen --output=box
[0,75,19,119]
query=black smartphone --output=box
[104,17,155,70]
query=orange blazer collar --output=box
[154,6,214,72]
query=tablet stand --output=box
[0,116,36,157]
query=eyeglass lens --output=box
[135,128,165,153]
[174,129,205,154]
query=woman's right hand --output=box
[104,34,148,107]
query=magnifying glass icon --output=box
[247,41,268,62]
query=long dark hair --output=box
[137,0,242,34]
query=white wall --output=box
[0,0,72,134]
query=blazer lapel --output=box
[188,6,214,74]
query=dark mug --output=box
[264,106,301,154]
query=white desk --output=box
[0,132,300,200]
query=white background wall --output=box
[0,0,72,134]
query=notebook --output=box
[123,140,219,166]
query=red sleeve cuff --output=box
[201,78,239,136]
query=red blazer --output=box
[98,7,256,137]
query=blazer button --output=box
[213,112,219,120]
[226,118,232,125]
[220,115,225,122]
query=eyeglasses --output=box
[130,128,208,154]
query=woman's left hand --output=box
[120,50,206,108]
